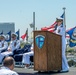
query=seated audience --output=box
[0,33,20,63]
[0,35,8,53]
[22,43,34,69]
[0,35,1,47]
[0,56,18,75]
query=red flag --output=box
[21,29,28,40]
[21,33,27,40]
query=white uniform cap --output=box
[11,33,18,37]
[56,17,63,20]
[56,17,63,22]
[1,34,6,39]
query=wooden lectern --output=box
[34,31,62,71]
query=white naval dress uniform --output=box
[22,44,34,64]
[0,39,20,63]
[0,40,8,53]
[0,66,18,75]
[55,24,69,71]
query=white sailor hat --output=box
[1,34,6,39]
[56,17,63,22]
[11,33,18,37]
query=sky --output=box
[0,0,76,37]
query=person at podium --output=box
[55,17,69,72]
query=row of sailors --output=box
[0,34,8,52]
[0,33,34,69]
[0,33,20,53]
[0,33,20,63]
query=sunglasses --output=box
[11,36,15,38]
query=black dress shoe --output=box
[60,70,69,73]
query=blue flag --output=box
[0,31,3,35]
[6,31,11,42]
[16,30,20,40]
[60,12,64,18]
[66,26,76,47]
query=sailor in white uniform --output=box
[0,33,20,63]
[0,57,18,75]
[0,35,8,53]
[22,44,34,69]
[0,35,2,48]
[55,18,69,72]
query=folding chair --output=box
[14,44,31,67]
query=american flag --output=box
[41,21,57,32]
[41,12,64,32]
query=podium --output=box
[34,31,62,71]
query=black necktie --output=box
[14,42,16,46]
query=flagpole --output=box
[18,29,20,40]
[33,12,35,31]
[63,7,68,57]
[29,12,35,31]
[26,28,28,42]
[63,7,66,28]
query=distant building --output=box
[0,23,15,34]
